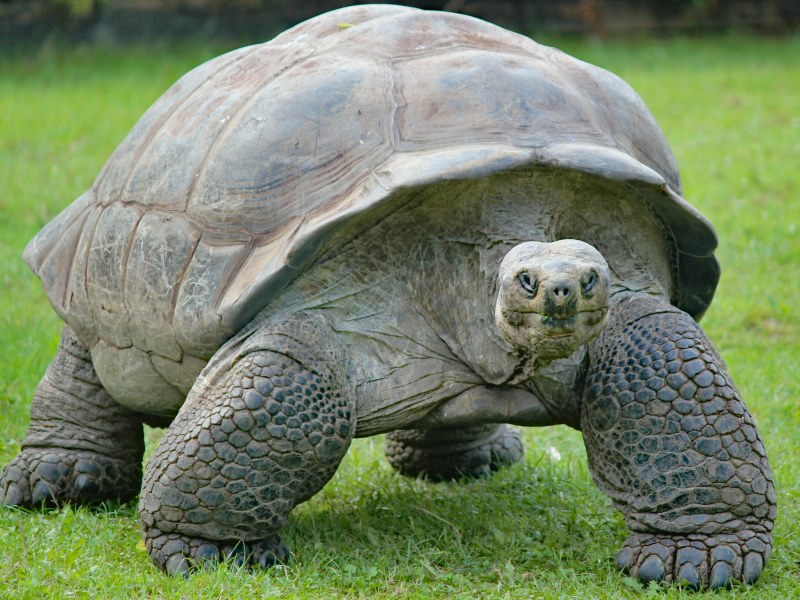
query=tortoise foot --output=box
[385,423,524,481]
[0,448,141,507]
[146,530,289,576]
[616,530,771,589]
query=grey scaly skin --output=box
[138,314,354,575]
[0,326,144,506]
[583,293,775,588]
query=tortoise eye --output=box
[582,271,598,295]
[518,272,538,296]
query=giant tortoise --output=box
[0,4,775,589]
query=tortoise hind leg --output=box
[583,294,775,589]
[384,424,524,481]
[139,314,355,575]
[0,325,145,506]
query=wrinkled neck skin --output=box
[505,349,562,386]
[237,169,673,433]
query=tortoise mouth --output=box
[536,307,610,336]
[541,314,578,334]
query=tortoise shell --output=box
[25,4,718,369]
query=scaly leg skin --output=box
[384,424,524,481]
[583,294,775,589]
[139,315,355,576]
[0,325,144,507]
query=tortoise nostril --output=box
[549,281,576,301]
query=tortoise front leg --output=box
[582,294,775,589]
[139,314,355,575]
[0,325,144,506]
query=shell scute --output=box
[124,212,201,361]
[62,204,103,346]
[92,46,255,208]
[187,54,395,235]
[394,49,604,152]
[174,237,250,358]
[85,202,141,349]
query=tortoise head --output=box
[495,239,610,365]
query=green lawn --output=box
[1,34,798,599]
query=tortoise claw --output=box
[677,563,701,590]
[166,554,191,578]
[709,562,734,589]
[675,547,703,590]
[742,552,763,584]
[0,448,141,507]
[637,555,665,583]
[615,531,770,589]
[147,531,290,576]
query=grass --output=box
[1,34,799,599]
